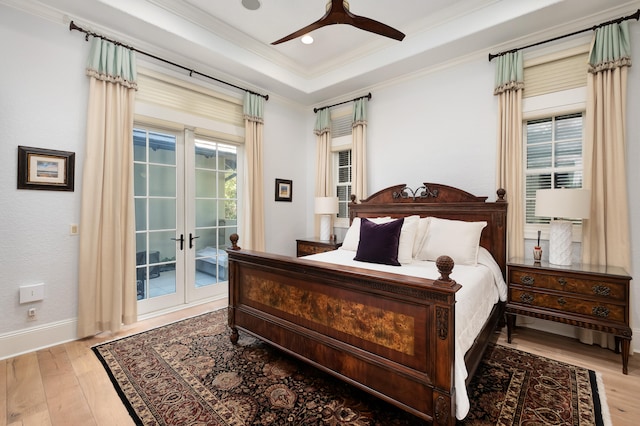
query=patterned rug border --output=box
[491,342,612,426]
[92,310,613,425]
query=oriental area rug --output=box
[93,309,610,425]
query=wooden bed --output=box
[227,183,507,425]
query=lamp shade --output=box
[535,188,590,266]
[535,188,590,219]
[314,196,339,214]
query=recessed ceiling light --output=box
[241,0,261,11]
[301,35,314,45]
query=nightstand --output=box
[296,237,342,257]
[506,259,632,374]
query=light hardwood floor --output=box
[2,300,638,426]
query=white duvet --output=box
[302,246,507,420]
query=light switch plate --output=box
[20,283,45,304]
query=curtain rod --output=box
[69,21,269,100]
[313,92,371,113]
[488,9,640,61]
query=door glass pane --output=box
[149,199,177,230]
[196,199,217,227]
[149,165,176,197]
[195,169,216,198]
[134,163,147,196]
[135,198,147,230]
[149,131,176,165]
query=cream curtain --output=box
[77,38,138,338]
[351,98,368,201]
[494,51,525,259]
[579,22,632,347]
[242,92,265,251]
[314,108,332,237]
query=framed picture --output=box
[17,146,75,191]
[275,178,292,202]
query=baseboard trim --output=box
[0,318,78,360]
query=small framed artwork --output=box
[275,178,292,202]
[17,146,75,191]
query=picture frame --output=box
[275,178,292,202]
[17,146,75,191]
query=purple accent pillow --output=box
[354,217,404,266]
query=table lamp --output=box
[315,196,339,241]
[535,188,590,265]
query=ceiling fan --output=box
[271,0,406,45]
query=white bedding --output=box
[302,246,507,420]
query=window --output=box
[525,113,584,225]
[336,149,352,219]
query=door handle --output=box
[171,234,184,251]
[189,233,200,249]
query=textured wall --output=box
[0,6,88,336]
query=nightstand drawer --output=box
[509,288,626,323]
[296,238,342,257]
[298,241,330,256]
[509,269,626,301]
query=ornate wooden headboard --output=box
[349,183,508,277]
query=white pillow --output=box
[415,217,487,266]
[397,215,420,264]
[341,217,391,251]
[412,217,431,258]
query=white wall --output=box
[368,57,498,199]
[1,3,638,358]
[262,99,310,256]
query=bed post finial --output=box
[496,188,506,202]
[229,233,241,250]
[435,255,456,287]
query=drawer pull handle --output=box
[521,275,535,286]
[592,285,611,297]
[558,278,567,286]
[557,297,567,306]
[520,293,534,304]
[592,306,610,318]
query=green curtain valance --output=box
[314,107,330,136]
[589,21,632,73]
[352,98,367,127]
[243,92,264,123]
[493,51,524,95]
[86,38,137,89]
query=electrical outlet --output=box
[28,307,36,319]
[70,224,79,235]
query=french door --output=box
[133,126,237,314]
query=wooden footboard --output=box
[228,248,461,424]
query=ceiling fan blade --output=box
[348,15,405,41]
